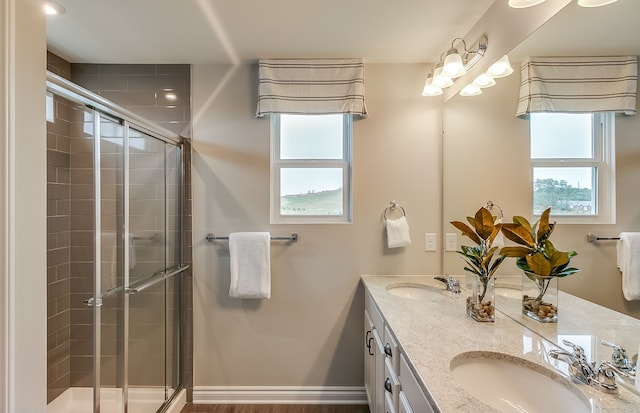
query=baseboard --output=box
[192,386,368,405]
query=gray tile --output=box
[73,75,128,92]
[100,90,156,107]
[126,75,186,91]
[71,63,100,77]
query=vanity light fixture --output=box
[45,0,65,15]
[459,84,483,97]
[421,35,488,96]
[421,75,443,96]
[486,55,514,78]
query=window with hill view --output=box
[530,112,615,223]
[271,114,352,223]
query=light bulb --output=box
[443,48,466,78]
[487,55,514,78]
[45,0,65,15]
[472,73,496,88]
[421,77,443,96]
[577,0,618,7]
[432,65,453,88]
[508,0,546,8]
[459,84,482,97]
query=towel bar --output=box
[586,233,620,242]
[206,233,298,243]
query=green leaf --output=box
[450,221,481,245]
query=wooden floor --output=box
[180,404,370,413]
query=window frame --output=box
[270,113,352,224]
[530,112,615,224]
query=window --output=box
[530,112,615,224]
[271,114,352,224]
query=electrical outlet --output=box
[446,233,457,251]
[425,233,437,251]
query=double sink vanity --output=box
[361,275,640,413]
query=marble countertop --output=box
[361,275,640,413]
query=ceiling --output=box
[46,0,496,64]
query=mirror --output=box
[443,0,640,358]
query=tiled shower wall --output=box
[46,52,73,402]
[46,54,193,402]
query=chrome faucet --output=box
[548,339,618,393]
[601,340,637,385]
[433,276,461,294]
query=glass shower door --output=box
[127,129,168,412]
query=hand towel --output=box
[128,233,136,270]
[386,216,411,248]
[100,231,118,292]
[229,232,271,299]
[619,232,640,301]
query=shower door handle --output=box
[83,297,103,307]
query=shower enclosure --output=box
[46,72,188,413]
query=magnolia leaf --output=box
[526,253,552,276]
[499,246,532,257]
[512,216,532,233]
[450,221,481,245]
[501,223,535,247]
[554,267,580,277]
[549,250,569,269]
[489,255,507,276]
[474,207,495,240]
[537,208,554,242]
[488,223,503,246]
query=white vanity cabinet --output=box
[365,290,436,413]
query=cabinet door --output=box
[373,329,386,413]
[364,310,376,408]
[399,354,436,413]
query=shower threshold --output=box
[47,387,186,413]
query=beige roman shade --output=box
[516,56,638,116]
[256,58,367,117]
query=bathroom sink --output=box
[385,282,442,299]
[450,351,591,413]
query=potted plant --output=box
[500,207,580,322]
[450,207,506,322]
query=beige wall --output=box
[443,63,640,319]
[191,63,442,389]
[2,0,48,410]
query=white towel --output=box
[128,233,136,270]
[229,232,271,299]
[100,231,118,292]
[619,232,640,301]
[386,216,411,248]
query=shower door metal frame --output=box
[46,71,188,413]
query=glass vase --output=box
[522,271,558,323]
[465,273,495,322]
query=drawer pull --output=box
[384,342,393,357]
[384,377,393,393]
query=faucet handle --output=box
[562,339,587,360]
[595,361,619,393]
[601,340,632,370]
